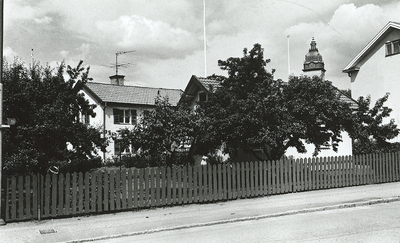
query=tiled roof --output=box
[333,87,359,110]
[197,77,221,92]
[83,82,183,106]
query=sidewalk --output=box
[1,182,400,243]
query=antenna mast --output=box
[115,50,135,75]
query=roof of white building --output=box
[83,82,183,106]
[343,21,400,73]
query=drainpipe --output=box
[103,102,107,162]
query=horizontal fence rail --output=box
[2,153,400,222]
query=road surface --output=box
[97,201,400,243]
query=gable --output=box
[180,75,221,105]
[182,75,221,96]
[343,21,400,73]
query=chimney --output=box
[109,74,125,86]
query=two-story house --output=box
[81,74,182,161]
[343,21,400,142]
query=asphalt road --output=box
[97,201,400,243]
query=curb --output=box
[65,196,400,243]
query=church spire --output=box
[303,38,325,79]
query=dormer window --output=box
[386,39,400,56]
[198,92,207,102]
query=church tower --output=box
[303,38,325,80]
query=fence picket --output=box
[65,173,71,215]
[170,167,176,205]
[237,163,242,198]
[188,165,193,203]
[307,158,312,191]
[270,161,276,194]
[388,153,393,182]
[212,165,217,201]
[396,153,399,181]
[10,177,16,220]
[153,167,159,206]
[197,166,203,202]
[221,164,229,200]
[262,161,268,195]
[145,168,151,207]
[32,175,38,219]
[216,164,224,200]
[287,160,293,192]
[72,173,77,215]
[24,176,31,219]
[182,166,188,204]
[109,171,115,211]
[103,171,109,212]
[177,167,183,205]
[166,167,172,205]
[285,159,290,193]
[249,162,254,197]
[326,157,332,189]
[121,169,127,209]
[97,171,103,212]
[279,160,284,193]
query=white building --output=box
[343,21,400,142]
[81,75,182,161]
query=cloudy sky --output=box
[4,0,400,90]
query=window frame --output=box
[113,108,137,125]
[385,39,400,57]
[198,92,207,102]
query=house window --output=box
[386,40,400,56]
[113,109,137,124]
[198,92,207,102]
[131,110,137,124]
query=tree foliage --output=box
[118,96,198,167]
[350,93,400,154]
[198,43,354,161]
[118,43,399,166]
[3,60,108,175]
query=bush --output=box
[3,150,39,176]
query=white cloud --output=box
[34,16,53,24]
[95,15,202,59]
[77,43,91,61]
[60,50,69,58]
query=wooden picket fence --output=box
[2,152,400,222]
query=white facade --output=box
[285,133,353,159]
[81,80,182,161]
[343,21,400,142]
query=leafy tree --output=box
[2,60,108,175]
[350,93,400,154]
[197,43,354,161]
[118,96,198,167]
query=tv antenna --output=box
[103,50,136,75]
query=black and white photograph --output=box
[1,1,400,242]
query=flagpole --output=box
[203,0,207,77]
[287,35,290,77]
[0,0,6,226]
